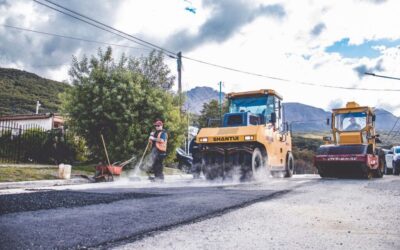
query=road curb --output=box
[0,164,57,168]
[0,177,91,190]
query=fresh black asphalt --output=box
[0,190,162,215]
[0,183,292,249]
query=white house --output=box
[0,113,64,131]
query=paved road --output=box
[115,176,400,250]
[0,175,399,249]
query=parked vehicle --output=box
[385,146,400,175]
[381,149,390,174]
[176,147,193,173]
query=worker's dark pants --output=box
[151,148,166,180]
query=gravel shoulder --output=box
[114,176,400,250]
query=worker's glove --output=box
[149,136,155,141]
[150,132,155,136]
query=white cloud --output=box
[176,0,400,115]
[1,0,400,116]
[327,98,344,110]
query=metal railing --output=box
[0,120,73,164]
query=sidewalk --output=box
[0,173,194,191]
[0,176,91,190]
[0,164,57,168]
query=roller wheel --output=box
[361,164,373,179]
[249,148,268,181]
[202,164,222,180]
[201,154,224,180]
[373,157,384,178]
[317,166,326,178]
[284,152,295,178]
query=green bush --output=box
[292,135,323,174]
[61,47,186,165]
[0,127,88,164]
[19,128,48,163]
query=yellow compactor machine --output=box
[314,102,384,178]
[195,89,294,180]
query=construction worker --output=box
[149,119,168,181]
[345,116,361,131]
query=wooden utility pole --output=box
[219,81,223,120]
[177,51,182,111]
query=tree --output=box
[128,50,175,90]
[61,47,185,164]
[197,100,228,128]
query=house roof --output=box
[0,113,63,121]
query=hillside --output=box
[184,86,225,114]
[185,86,399,132]
[283,102,331,132]
[0,68,70,115]
[375,109,399,131]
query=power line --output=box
[43,0,176,55]
[30,63,68,68]
[183,55,400,92]
[32,0,172,57]
[388,116,400,139]
[33,0,400,92]
[391,127,400,139]
[365,72,400,81]
[1,24,151,51]
[373,111,400,140]
[182,56,290,83]
[386,117,400,137]
[35,0,176,56]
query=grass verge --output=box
[0,164,184,182]
[0,164,96,182]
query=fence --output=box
[0,120,75,164]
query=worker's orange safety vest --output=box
[152,131,167,152]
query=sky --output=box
[1,0,400,115]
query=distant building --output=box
[0,113,64,131]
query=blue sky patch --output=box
[325,38,400,58]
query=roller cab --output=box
[314,102,384,179]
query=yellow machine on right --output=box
[314,102,384,179]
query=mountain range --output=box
[0,68,398,133]
[184,86,225,114]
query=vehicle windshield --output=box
[395,148,400,154]
[335,112,367,131]
[229,96,269,115]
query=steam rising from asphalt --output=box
[117,154,273,187]
[126,153,154,179]
[253,164,274,181]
